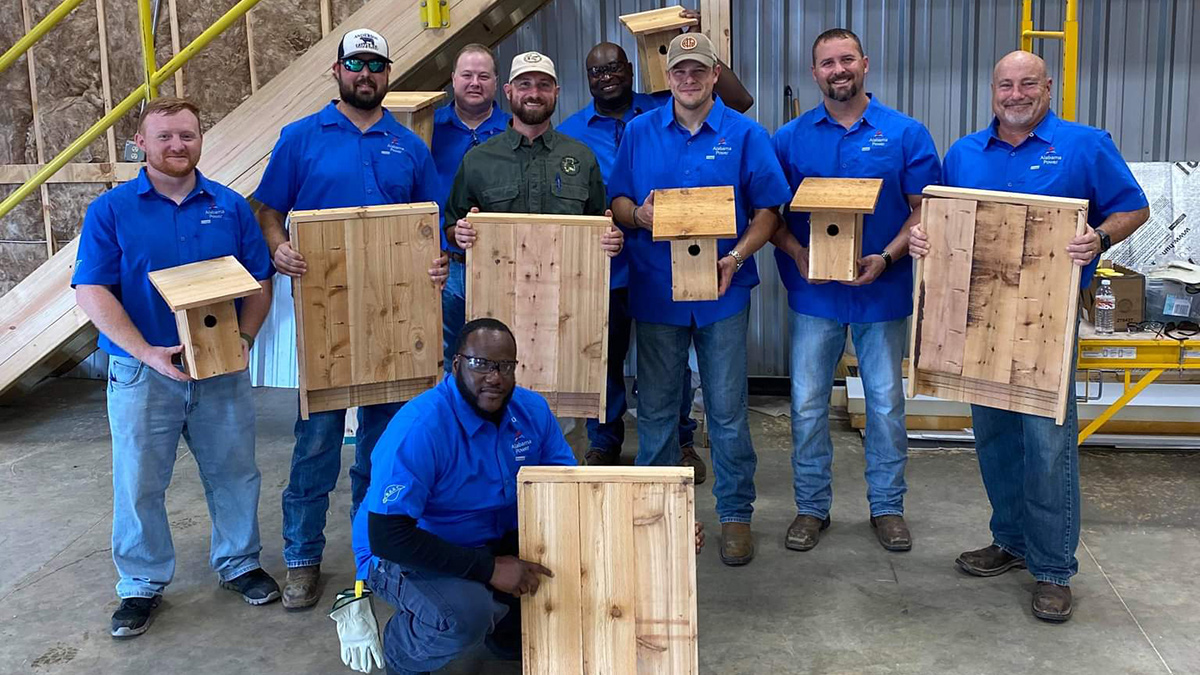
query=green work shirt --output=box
[443,127,607,234]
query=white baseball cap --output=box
[509,51,557,83]
[338,29,391,62]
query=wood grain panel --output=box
[324,219,352,388]
[670,239,718,301]
[961,202,1027,383]
[1011,206,1077,389]
[579,482,637,675]
[652,186,737,240]
[632,481,699,674]
[916,198,976,375]
[520,481,584,675]
[512,223,561,393]
[558,225,610,416]
[807,211,861,282]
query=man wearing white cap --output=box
[253,28,448,610]
[446,51,625,279]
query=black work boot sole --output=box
[955,555,1027,577]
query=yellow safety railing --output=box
[1020,0,1079,121]
[0,0,266,222]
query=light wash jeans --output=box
[107,356,263,599]
[635,306,755,523]
[788,311,908,519]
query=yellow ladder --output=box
[1020,0,1080,122]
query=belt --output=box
[444,250,465,263]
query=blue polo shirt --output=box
[559,91,671,289]
[253,101,439,214]
[431,101,510,251]
[773,96,942,323]
[71,169,273,358]
[607,96,793,327]
[944,110,1148,288]
[353,376,576,578]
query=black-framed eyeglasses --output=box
[457,354,519,376]
[341,57,388,73]
[587,62,627,79]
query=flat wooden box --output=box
[289,203,443,419]
[382,91,448,147]
[908,186,1088,424]
[618,6,698,94]
[464,212,611,418]
[148,255,262,379]
[653,186,737,302]
[518,466,698,675]
[789,177,883,282]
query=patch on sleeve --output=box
[382,484,407,504]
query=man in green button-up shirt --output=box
[446,51,622,255]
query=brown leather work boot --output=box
[679,446,707,485]
[584,448,619,466]
[871,515,912,552]
[1032,582,1073,622]
[955,544,1026,577]
[281,564,321,610]
[719,523,754,566]
[785,514,830,552]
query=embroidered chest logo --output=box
[381,136,407,156]
[512,427,532,461]
[560,156,580,175]
[863,129,889,151]
[382,484,406,504]
[1034,145,1062,169]
[200,204,226,225]
[706,137,732,160]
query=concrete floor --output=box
[2,379,1198,675]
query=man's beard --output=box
[454,369,513,422]
[340,77,386,110]
[823,76,859,102]
[512,97,556,125]
[148,153,197,177]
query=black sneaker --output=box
[220,568,281,605]
[111,595,161,639]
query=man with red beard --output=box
[253,28,448,611]
[74,97,277,638]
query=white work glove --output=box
[330,589,384,673]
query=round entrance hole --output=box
[203,314,217,328]
[659,44,668,55]
[688,244,702,256]
[826,223,840,237]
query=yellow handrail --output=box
[139,0,158,101]
[0,0,86,77]
[0,0,265,222]
[1020,0,1080,122]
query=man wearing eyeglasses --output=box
[253,28,448,611]
[557,11,753,477]
[433,44,511,375]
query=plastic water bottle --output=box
[1096,279,1116,334]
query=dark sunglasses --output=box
[458,354,519,376]
[341,57,388,73]
[587,62,628,79]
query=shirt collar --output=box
[585,92,657,126]
[445,375,508,437]
[444,99,506,132]
[987,108,1060,147]
[319,100,404,136]
[505,125,558,150]
[812,93,879,128]
[657,94,728,133]
[134,167,212,203]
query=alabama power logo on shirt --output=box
[706,137,733,160]
[200,204,227,225]
[1033,145,1063,169]
[862,129,889,151]
[381,134,408,156]
[512,424,532,462]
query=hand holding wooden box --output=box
[618,6,698,94]
[789,177,883,282]
[653,185,737,302]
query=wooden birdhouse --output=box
[789,177,883,282]
[148,256,263,379]
[653,186,737,302]
[383,91,448,147]
[618,6,698,94]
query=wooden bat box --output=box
[653,185,737,302]
[289,203,443,419]
[909,186,1088,424]
[382,91,448,147]
[148,255,262,379]
[465,212,612,418]
[789,177,883,282]
[518,466,698,675]
[618,6,698,94]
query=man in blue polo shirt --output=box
[432,43,510,372]
[912,50,1148,622]
[253,28,446,610]
[73,97,278,638]
[557,24,754,477]
[610,33,792,567]
[770,29,941,555]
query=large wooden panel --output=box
[290,203,442,418]
[518,466,698,675]
[465,212,611,419]
[910,187,1088,423]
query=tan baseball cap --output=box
[666,32,717,69]
[509,51,557,83]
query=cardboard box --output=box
[1082,261,1144,331]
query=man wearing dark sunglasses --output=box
[253,27,449,612]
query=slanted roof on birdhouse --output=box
[618,5,697,35]
[790,177,883,214]
[652,186,738,241]
[147,256,262,312]
[382,91,448,113]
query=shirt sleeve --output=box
[536,398,578,467]
[772,125,807,232]
[585,157,607,216]
[941,142,962,187]
[233,196,274,281]
[252,128,300,214]
[901,123,942,195]
[364,422,437,520]
[71,195,121,287]
[1087,130,1148,220]
[607,127,637,203]
[743,125,794,210]
[443,160,473,232]
[413,143,442,205]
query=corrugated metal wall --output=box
[221,0,1200,386]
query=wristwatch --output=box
[240,332,255,350]
[880,250,894,270]
[1097,228,1112,253]
[728,248,745,271]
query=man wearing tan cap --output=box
[446,51,625,276]
[610,33,792,567]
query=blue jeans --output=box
[441,258,466,374]
[789,312,908,519]
[281,401,402,567]
[587,288,697,454]
[635,306,755,523]
[971,365,1080,586]
[106,356,263,599]
[368,559,516,674]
